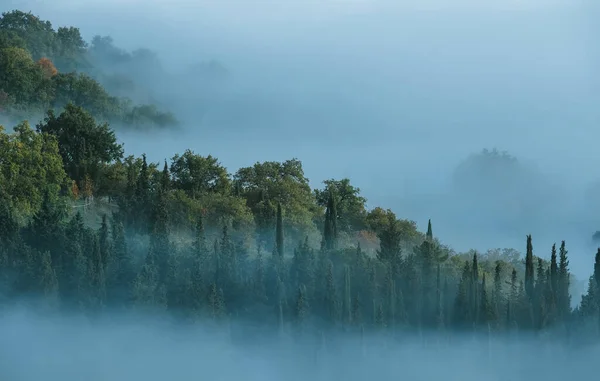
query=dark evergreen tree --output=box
[550,243,558,305]
[322,191,338,251]
[525,234,534,300]
[160,159,170,192]
[557,241,571,319]
[492,261,503,326]
[134,153,151,234]
[276,202,284,258]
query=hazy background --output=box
[3,0,600,276]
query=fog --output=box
[4,0,600,275]
[0,306,598,381]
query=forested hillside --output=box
[2,97,600,345]
[0,10,177,128]
[3,9,600,352]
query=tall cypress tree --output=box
[479,273,494,324]
[525,235,534,300]
[471,253,480,325]
[161,160,170,192]
[493,261,503,326]
[594,248,600,293]
[134,154,151,234]
[535,257,546,329]
[276,202,284,258]
[550,243,558,303]
[557,241,571,319]
[322,191,338,251]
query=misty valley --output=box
[1,5,600,381]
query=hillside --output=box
[1,98,599,345]
[0,10,178,129]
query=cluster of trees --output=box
[2,103,600,345]
[0,10,177,128]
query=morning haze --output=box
[1,0,600,379]
[10,0,597,271]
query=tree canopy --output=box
[0,10,177,129]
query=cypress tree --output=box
[557,241,571,319]
[594,248,600,292]
[322,191,338,251]
[426,219,433,240]
[550,243,558,303]
[480,273,493,325]
[535,257,546,329]
[593,248,600,329]
[493,261,503,325]
[134,154,151,233]
[276,202,284,258]
[525,235,534,300]
[160,160,170,192]
[471,253,479,325]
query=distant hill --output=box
[0,10,178,129]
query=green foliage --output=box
[235,159,319,245]
[0,121,68,225]
[0,10,177,129]
[37,103,124,187]
[315,178,367,232]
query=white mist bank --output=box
[0,306,598,381]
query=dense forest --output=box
[2,9,600,350]
[0,10,178,128]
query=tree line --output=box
[2,104,600,346]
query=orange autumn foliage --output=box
[82,175,94,199]
[71,180,80,200]
[37,57,58,78]
[355,229,379,251]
